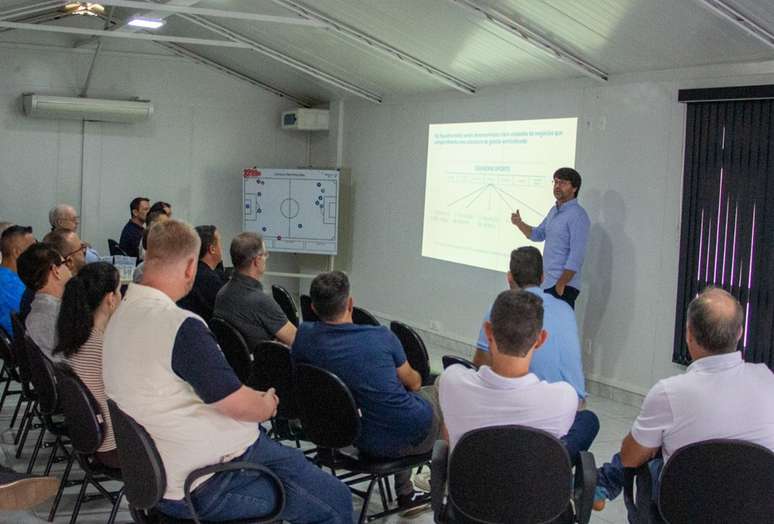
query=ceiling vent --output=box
[22,95,153,123]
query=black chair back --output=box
[25,337,59,416]
[107,239,126,257]
[295,364,360,449]
[442,355,478,371]
[352,306,379,326]
[299,294,319,322]
[251,341,299,420]
[271,285,299,327]
[0,327,20,381]
[10,314,34,399]
[448,425,572,523]
[390,321,431,384]
[107,399,165,510]
[209,317,252,383]
[57,366,103,455]
[658,439,774,523]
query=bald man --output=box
[49,204,100,263]
[0,226,35,336]
[594,287,774,513]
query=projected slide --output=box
[421,118,578,272]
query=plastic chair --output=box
[107,239,127,256]
[9,315,42,462]
[352,307,379,326]
[209,317,253,383]
[431,425,596,523]
[107,399,285,523]
[390,321,432,386]
[271,285,299,327]
[0,327,23,419]
[624,439,774,524]
[295,363,431,524]
[441,355,478,371]
[299,294,319,322]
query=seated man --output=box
[441,290,598,462]
[472,246,586,400]
[0,226,35,336]
[594,287,774,511]
[292,271,440,506]
[214,232,296,347]
[48,204,99,263]
[178,225,226,322]
[17,243,71,360]
[149,200,172,217]
[134,209,170,281]
[103,220,352,523]
[118,197,149,258]
[43,230,87,277]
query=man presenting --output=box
[511,167,589,309]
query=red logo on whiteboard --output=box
[243,168,261,177]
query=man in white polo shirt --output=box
[594,287,774,511]
[103,220,352,523]
[440,290,596,461]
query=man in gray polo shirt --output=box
[214,232,296,348]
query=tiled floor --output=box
[0,392,639,523]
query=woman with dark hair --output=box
[54,261,121,468]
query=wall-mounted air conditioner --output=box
[281,108,329,131]
[22,94,153,123]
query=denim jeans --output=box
[560,410,600,465]
[157,428,353,523]
[597,452,664,501]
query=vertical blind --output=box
[674,95,774,369]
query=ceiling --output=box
[0,0,773,106]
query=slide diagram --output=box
[447,178,544,217]
[243,168,339,255]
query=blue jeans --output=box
[560,410,600,465]
[157,428,353,523]
[597,452,664,501]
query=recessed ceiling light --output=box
[127,18,166,30]
[63,2,105,16]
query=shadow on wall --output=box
[580,189,635,376]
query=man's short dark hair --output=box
[1,225,33,258]
[687,287,744,354]
[509,246,543,288]
[17,242,62,291]
[195,225,217,260]
[310,271,350,321]
[554,167,582,197]
[230,232,264,271]
[149,201,170,215]
[130,197,149,216]
[490,290,544,357]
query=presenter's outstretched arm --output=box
[510,210,533,238]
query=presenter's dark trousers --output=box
[545,285,580,309]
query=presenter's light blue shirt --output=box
[85,246,100,264]
[530,199,590,290]
[476,286,586,399]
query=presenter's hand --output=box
[555,282,565,296]
[511,210,522,226]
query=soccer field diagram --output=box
[243,168,339,255]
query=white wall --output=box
[0,43,308,269]
[341,59,774,395]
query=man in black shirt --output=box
[119,197,149,258]
[178,225,226,322]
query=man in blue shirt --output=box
[0,226,35,336]
[511,167,590,309]
[293,271,440,507]
[119,197,149,258]
[472,246,587,400]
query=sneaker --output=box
[593,485,608,511]
[397,490,429,509]
[412,469,431,493]
[0,467,59,511]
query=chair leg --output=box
[106,488,124,524]
[14,400,32,447]
[9,394,24,429]
[0,372,11,411]
[376,477,389,512]
[49,453,75,522]
[68,474,90,524]
[357,477,378,524]
[16,405,36,458]
[43,435,62,476]
[27,424,47,473]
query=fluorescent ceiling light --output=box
[127,17,165,29]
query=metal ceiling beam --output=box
[270,0,477,94]
[0,1,62,21]
[157,41,313,107]
[0,11,69,34]
[98,0,326,27]
[0,20,255,48]
[181,14,382,104]
[698,0,774,49]
[449,0,608,82]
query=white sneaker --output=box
[412,469,431,493]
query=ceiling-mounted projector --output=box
[22,94,153,123]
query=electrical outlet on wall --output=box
[428,320,442,332]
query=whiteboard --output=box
[243,168,339,255]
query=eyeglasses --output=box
[553,179,572,187]
[62,243,87,259]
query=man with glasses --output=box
[48,204,100,263]
[510,167,590,309]
[17,243,72,360]
[214,232,296,347]
[0,226,35,336]
[43,230,87,277]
